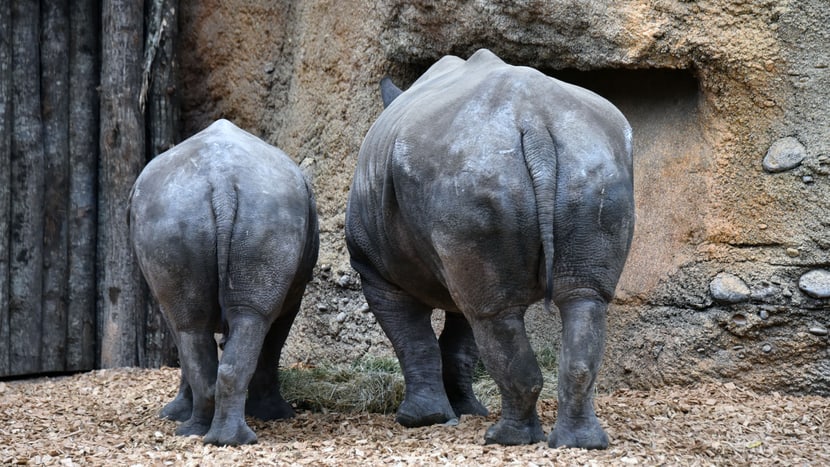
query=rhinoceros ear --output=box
[380,76,403,108]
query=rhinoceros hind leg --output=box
[203,310,267,445]
[469,308,544,445]
[439,312,488,417]
[548,288,609,450]
[174,330,218,437]
[246,306,299,421]
[361,277,456,427]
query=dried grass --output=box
[280,358,405,414]
[1,367,828,466]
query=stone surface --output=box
[799,269,830,299]
[710,273,751,304]
[175,0,830,396]
[763,136,806,173]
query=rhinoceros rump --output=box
[346,49,634,449]
[129,119,319,445]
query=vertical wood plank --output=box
[142,0,179,368]
[9,0,45,374]
[66,0,99,372]
[40,0,71,372]
[0,0,11,375]
[98,0,146,368]
[146,0,179,158]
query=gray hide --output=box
[346,49,634,449]
[129,119,319,445]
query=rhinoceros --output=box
[345,49,634,449]
[129,119,319,445]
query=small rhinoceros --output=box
[129,119,319,445]
[345,49,634,449]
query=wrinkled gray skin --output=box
[345,50,634,449]
[129,119,319,445]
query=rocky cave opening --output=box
[551,68,713,299]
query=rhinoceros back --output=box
[130,119,317,320]
[351,50,630,304]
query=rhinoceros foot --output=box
[395,391,457,427]
[160,394,192,422]
[203,418,257,446]
[175,416,211,437]
[548,416,609,450]
[450,395,489,418]
[483,418,545,446]
[245,395,295,421]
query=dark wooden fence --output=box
[1,0,180,377]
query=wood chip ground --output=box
[1,367,827,465]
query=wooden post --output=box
[98,0,146,368]
[9,0,45,374]
[40,0,71,372]
[0,0,11,375]
[66,0,99,372]
[142,0,180,368]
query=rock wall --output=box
[175,0,830,394]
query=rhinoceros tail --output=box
[211,180,239,336]
[522,127,557,313]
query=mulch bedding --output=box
[1,367,827,466]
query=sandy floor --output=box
[1,367,827,466]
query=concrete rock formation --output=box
[175,0,830,395]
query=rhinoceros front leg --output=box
[468,307,545,445]
[245,302,299,421]
[362,278,456,427]
[203,309,269,446]
[160,372,193,422]
[439,311,488,418]
[549,289,609,450]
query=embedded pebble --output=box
[759,309,769,320]
[786,248,800,257]
[357,303,371,313]
[808,326,828,336]
[335,312,347,323]
[710,272,751,303]
[762,136,806,173]
[762,343,773,353]
[751,285,777,300]
[798,269,830,298]
[337,275,352,287]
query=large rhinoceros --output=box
[129,119,319,445]
[345,49,634,449]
